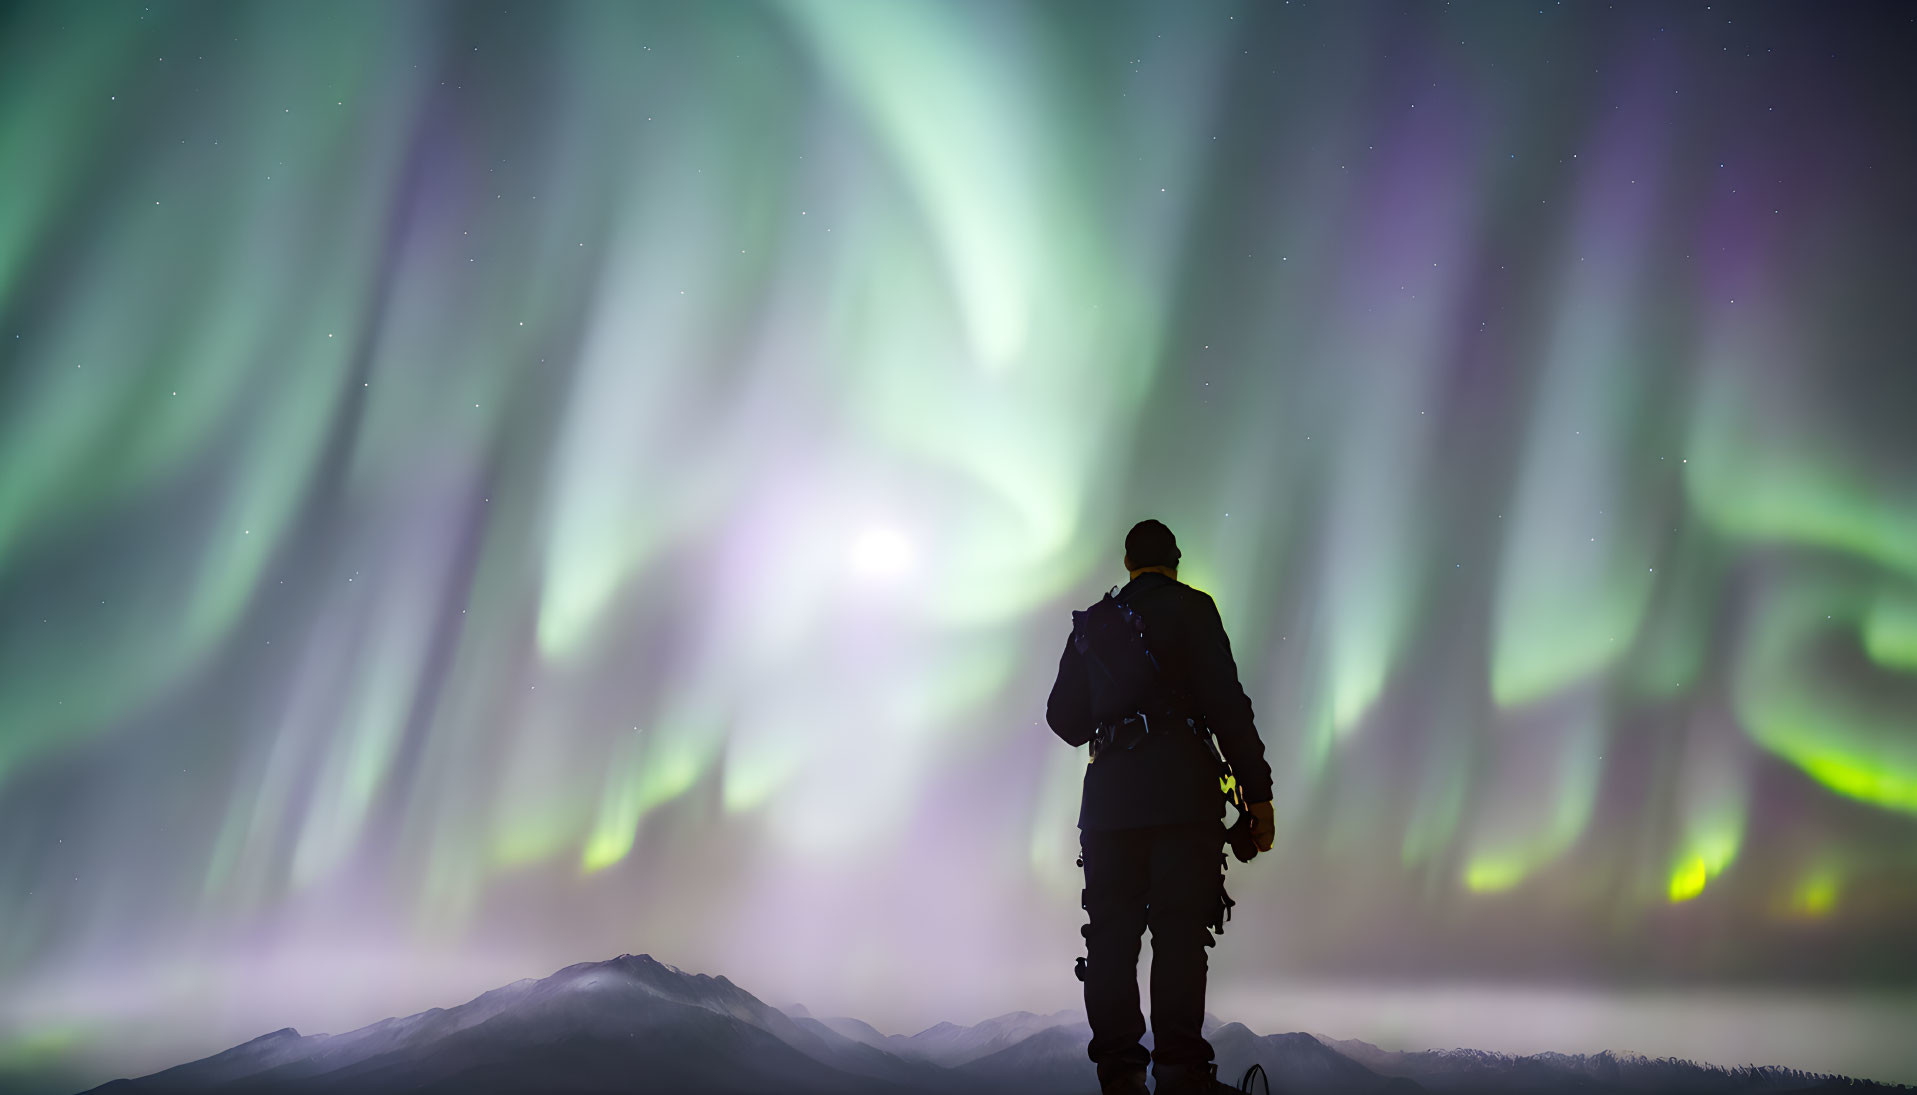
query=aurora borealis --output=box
[3,0,1916,1088]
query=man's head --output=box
[1123,519,1180,577]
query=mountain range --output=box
[60,954,1907,1094]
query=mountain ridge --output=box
[67,955,1912,1095]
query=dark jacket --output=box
[1046,571,1273,830]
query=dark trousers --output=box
[1080,822,1222,1073]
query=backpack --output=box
[1070,588,1163,716]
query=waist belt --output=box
[1089,708,1205,762]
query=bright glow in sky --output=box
[849,525,915,583]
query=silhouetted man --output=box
[1047,520,1275,1095]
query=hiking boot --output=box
[1152,1060,1229,1095]
[1097,1059,1150,1095]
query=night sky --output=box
[3,0,1916,1088]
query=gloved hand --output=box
[1248,800,1275,853]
